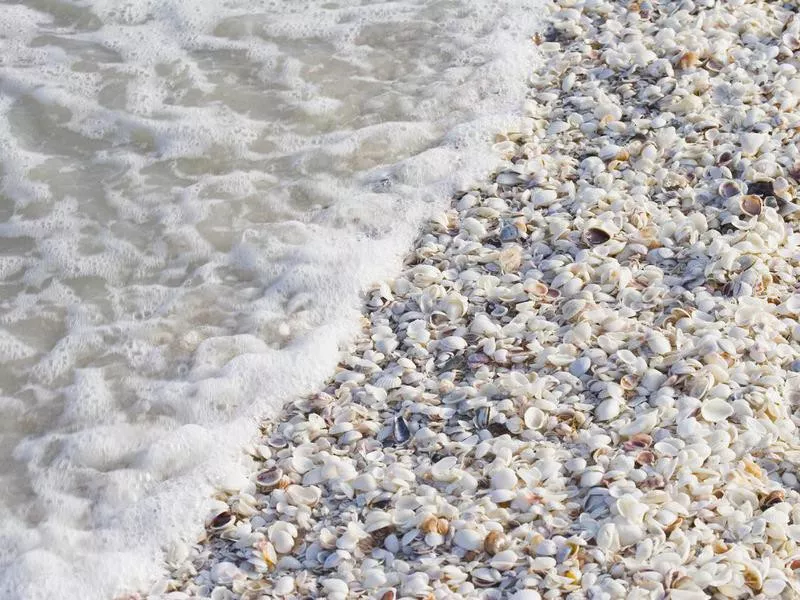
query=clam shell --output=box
[583,227,611,245]
[700,398,733,423]
[740,195,762,217]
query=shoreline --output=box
[156,1,800,598]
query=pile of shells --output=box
[152,0,800,598]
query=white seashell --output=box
[362,568,388,589]
[453,529,484,550]
[491,467,517,490]
[406,319,430,343]
[489,550,518,571]
[274,576,295,596]
[321,578,349,596]
[595,398,621,421]
[762,578,786,596]
[270,529,295,554]
[410,264,443,286]
[619,410,659,436]
[569,356,591,377]
[471,313,500,336]
[440,292,469,321]
[523,406,545,430]
[431,456,459,481]
[647,331,671,355]
[286,484,322,506]
[489,489,516,504]
[580,470,604,489]
[561,299,587,320]
[700,398,733,423]
[595,523,620,551]
[352,474,377,492]
[740,132,766,156]
[616,495,648,524]
[438,336,467,352]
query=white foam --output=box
[0,1,546,598]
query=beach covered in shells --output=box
[152,0,800,598]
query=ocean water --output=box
[0,1,544,598]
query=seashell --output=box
[491,467,517,490]
[484,530,509,555]
[676,51,699,69]
[523,406,545,430]
[746,180,774,198]
[321,578,350,596]
[475,406,493,429]
[583,227,611,245]
[620,374,638,391]
[595,398,620,421]
[561,299,587,321]
[393,415,410,443]
[718,180,742,199]
[717,150,733,165]
[647,331,671,355]
[286,484,322,506]
[439,293,468,322]
[740,132,766,156]
[489,549,518,571]
[761,490,784,508]
[453,529,484,551]
[740,195,762,217]
[569,356,591,377]
[623,433,652,451]
[431,456,459,481]
[438,336,467,352]
[500,223,519,242]
[471,567,501,587]
[700,398,733,423]
[498,245,523,273]
[209,511,235,531]
[255,467,284,490]
[421,515,438,533]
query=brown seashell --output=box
[583,227,611,245]
[483,530,509,555]
[740,194,762,217]
[421,515,438,533]
[635,450,655,465]
[436,518,450,535]
[762,490,785,508]
[380,590,396,600]
[677,51,699,69]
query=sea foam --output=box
[0,1,545,597]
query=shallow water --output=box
[0,1,544,597]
